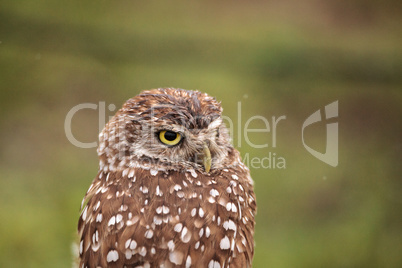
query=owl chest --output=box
[81,170,253,267]
[121,171,246,227]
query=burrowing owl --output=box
[78,88,256,267]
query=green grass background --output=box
[0,0,401,267]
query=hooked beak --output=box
[202,142,212,173]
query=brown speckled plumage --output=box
[78,88,256,267]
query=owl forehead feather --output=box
[121,88,222,129]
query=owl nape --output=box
[78,88,256,268]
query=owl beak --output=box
[202,142,212,173]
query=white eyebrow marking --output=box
[207,118,222,130]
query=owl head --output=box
[98,88,236,174]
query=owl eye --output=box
[158,130,182,146]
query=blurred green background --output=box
[0,0,401,267]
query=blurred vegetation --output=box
[0,0,401,267]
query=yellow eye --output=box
[158,130,182,146]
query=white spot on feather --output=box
[199,228,204,238]
[189,169,197,178]
[125,250,132,259]
[108,216,116,226]
[125,239,131,249]
[181,227,191,243]
[94,201,100,211]
[191,208,196,217]
[106,250,119,262]
[208,260,221,268]
[145,229,154,239]
[223,220,237,231]
[138,246,147,256]
[210,189,219,197]
[174,223,183,232]
[126,215,139,226]
[130,240,137,249]
[186,256,192,267]
[81,206,87,221]
[162,205,170,214]
[205,226,210,238]
[220,236,230,250]
[116,214,123,223]
[169,250,184,265]
[167,240,175,251]
[226,202,237,213]
[173,184,182,191]
[153,216,162,225]
[140,186,149,194]
[199,208,205,217]
[79,240,83,254]
[156,185,163,196]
